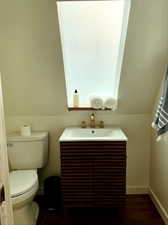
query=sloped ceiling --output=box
[0,0,168,115]
[118,0,168,114]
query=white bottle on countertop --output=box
[73,89,79,107]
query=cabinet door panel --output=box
[61,143,94,207]
[92,143,126,207]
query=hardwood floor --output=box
[35,195,165,225]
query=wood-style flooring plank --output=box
[35,194,165,225]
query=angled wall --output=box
[150,80,168,224]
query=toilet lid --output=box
[10,170,38,197]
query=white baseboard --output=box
[149,187,168,225]
[126,186,149,194]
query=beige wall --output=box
[150,83,168,215]
[0,0,168,191]
[150,131,168,213]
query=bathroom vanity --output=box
[59,127,127,208]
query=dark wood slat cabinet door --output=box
[92,141,126,207]
[60,142,94,207]
[60,141,126,208]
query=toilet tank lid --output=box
[7,131,48,142]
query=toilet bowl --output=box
[10,170,39,225]
[7,131,48,225]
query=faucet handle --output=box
[81,121,87,128]
[99,121,104,128]
[90,113,95,120]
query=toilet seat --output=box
[11,181,38,206]
[10,170,38,198]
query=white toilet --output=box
[7,132,48,225]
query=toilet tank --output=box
[7,132,48,170]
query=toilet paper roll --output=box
[21,125,31,136]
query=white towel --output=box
[104,97,117,110]
[152,68,168,141]
[90,96,103,109]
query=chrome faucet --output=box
[90,113,96,128]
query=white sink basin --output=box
[59,127,128,142]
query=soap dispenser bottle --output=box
[73,89,79,107]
